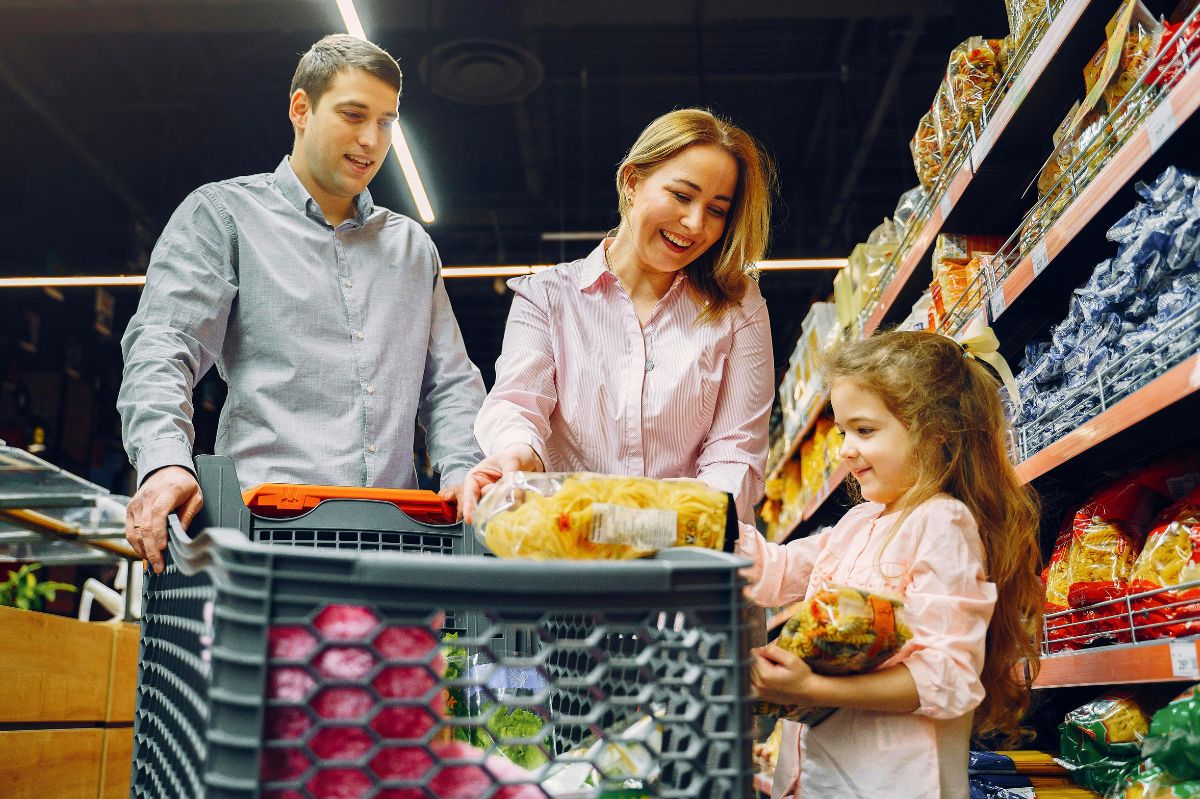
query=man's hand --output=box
[460,444,544,525]
[750,643,819,706]
[125,465,203,575]
[438,484,464,521]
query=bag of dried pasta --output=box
[755,586,911,727]
[1128,488,1200,639]
[1058,691,1151,794]
[1113,760,1200,799]
[910,106,942,190]
[945,37,1006,134]
[1006,0,1048,49]
[1142,684,1200,782]
[1044,511,1083,653]
[473,471,733,560]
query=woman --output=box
[462,108,777,526]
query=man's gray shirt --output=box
[119,157,486,489]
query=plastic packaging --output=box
[911,107,943,190]
[946,37,1007,134]
[473,472,732,560]
[893,185,927,240]
[756,586,911,727]
[1058,692,1151,794]
[1128,488,1200,638]
[1142,683,1200,782]
[776,585,911,675]
[1005,0,1049,49]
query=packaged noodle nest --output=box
[777,585,912,675]
[473,472,732,559]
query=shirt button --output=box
[344,279,353,288]
[366,385,375,395]
[645,360,655,371]
[368,444,377,453]
[356,331,365,340]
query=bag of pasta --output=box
[910,107,942,190]
[1128,488,1200,639]
[755,586,911,727]
[945,37,1006,134]
[1058,691,1151,794]
[1006,0,1048,49]
[1113,761,1200,799]
[1044,510,1084,652]
[473,472,733,560]
[1142,683,1200,782]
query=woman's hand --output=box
[460,444,545,524]
[750,644,819,706]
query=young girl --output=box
[738,330,1043,798]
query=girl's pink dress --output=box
[738,494,997,798]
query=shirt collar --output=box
[576,240,612,291]
[579,238,689,298]
[274,156,375,226]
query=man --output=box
[118,35,486,573]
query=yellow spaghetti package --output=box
[474,472,732,560]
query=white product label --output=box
[1032,240,1050,277]
[1171,641,1200,679]
[989,288,1006,322]
[970,125,994,173]
[939,192,953,223]
[1146,101,1178,155]
[589,503,677,549]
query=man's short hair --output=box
[290,34,403,108]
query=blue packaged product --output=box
[1165,217,1200,272]
[1020,342,1052,372]
[1108,202,1149,244]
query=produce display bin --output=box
[130,456,753,798]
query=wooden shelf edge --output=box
[1033,637,1200,688]
[1016,352,1200,483]
[1001,65,1200,310]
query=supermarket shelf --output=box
[1034,637,1200,688]
[755,772,772,796]
[994,64,1200,320]
[861,0,1109,335]
[1015,352,1200,484]
[765,389,830,485]
[774,463,850,544]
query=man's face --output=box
[290,68,397,208]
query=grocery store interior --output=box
[3,0,1200,797]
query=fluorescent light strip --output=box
[334,0,435,224]
[0,259,845,287]
[756,258,848,270]
[0,276,147,288]
[540,231,610,242]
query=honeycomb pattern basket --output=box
[130,461,754,799]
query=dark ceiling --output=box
[0,0,1011,397]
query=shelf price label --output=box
[1146,101,1178,155]
[989,288,1006,322]
[939,192,953,224]
[1171,641,1200,679]
[970,125,995,173]
[1031,240,1050,277]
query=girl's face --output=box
[830,379,918,514]
[621,143,738,276]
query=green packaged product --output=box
[1113,760,1200,798]
[1142,684,1200,782]
[1058,692,1150,794]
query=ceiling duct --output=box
[419,2,543,106]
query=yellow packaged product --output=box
[945,37,1007,133]
[1006,0,1049,49]
[475,472,731,559]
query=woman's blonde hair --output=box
[822,330,1043,744]
[616,108,777,323]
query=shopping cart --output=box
[130,456,754,798]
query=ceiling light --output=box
[335,0,435,224]
[540,232,609,242]
[0,276,147,288]
[757,259,847,270]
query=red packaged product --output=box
[1128,487,1200,639]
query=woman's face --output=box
[621,143,739,276]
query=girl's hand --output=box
[750,644,819,706]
